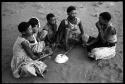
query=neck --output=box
[68,16,75,21]
[48,22,56,28]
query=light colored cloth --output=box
[88,22,117,60]
[11,36,47,78]
[29,34,45,53]
[66,17,81,41]
[90,45,116,60]
[88,34,117,60]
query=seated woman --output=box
[28,17,53,56]
[86,12,117,60]
[56,6,85,51]
[11,22,47,78]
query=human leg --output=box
[20,64,37,77]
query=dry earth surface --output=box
[2,2,123,83]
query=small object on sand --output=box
[55,45,74,63]
[55,54,69,63]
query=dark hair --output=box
[99,12,111,21]
[28,18,38,28]
[46,13,55,21]
[18,22,30,33]
[67,6,76,13]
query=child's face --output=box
[48,17,56,25]
[32,24,39,33]
[99,16,108,25]
[68,10,77,18]
[25,25,33,35]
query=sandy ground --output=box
[2,2,123,83]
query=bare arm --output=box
[21,41,37,60]
[38,29,48,41]
[78,21,84,35]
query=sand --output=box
[2,2,123,83]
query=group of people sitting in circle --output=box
[11,6,117,78]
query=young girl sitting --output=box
[56,6,85,50]
[28,17,53,56]
[11,22,47,78]
[86,12,117,60]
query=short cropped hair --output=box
[99,12,111,21]
[67,6,76,13]
[28,18,39,28]
[46,13,55,21]
[18,22,30,33]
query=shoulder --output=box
[21,39,30,48]
[16,36,29,45]
[76,17,81,23]
[108,23,115,29]
[59,19,68,26]
[108,23,117,34]
[17,36,28,43]
[43,23,49,30]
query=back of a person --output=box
[13,36,28,58]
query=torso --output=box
[43,23,56,41]
[12,36,33,62]
[66,17,81,40]
[96,22,117,44]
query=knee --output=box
[22,65,37,76]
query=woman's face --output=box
[68,10,77,19]
[32,24,39,33]
[26,25,33,35]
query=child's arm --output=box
[38,29,48,41]
[21,41,37,60]
[78,21,84,35]
[95,22,106,43]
